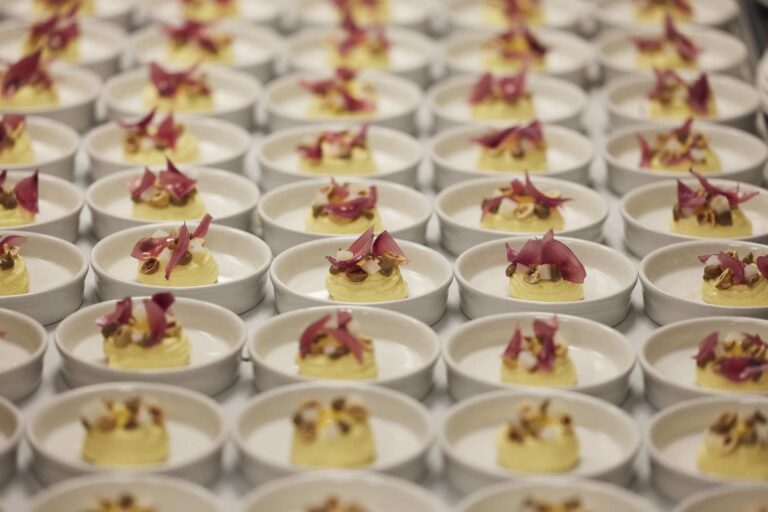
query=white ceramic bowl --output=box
[0,308,47,402]
[286,27,435,88]
[639,239,768,325]
[240,471,444,512]
[249,305,439,399]
[233,382,435,485]
[622,179,768,258]
[0,395,22,485]
[103,66,262,130]
[596,26,747,81]
[129,21,281,83]
[437,176,608,255]
[647,395,768,501]
[0,231,88,325]
[3,0,137,29]
[259,178,431,255]
[429,74,588,133]
[91,222,272,314]
[443,29,594,86]
[447,0,591,32]
[270,236,453,325]
[0,171,84,242]
[674,484,768,512]
[455,236,638,326]
[85,117,251,179]
[293,0,430,30]
[604,122,768,196]
[263,71,422,134]
[0,63,100,133]
[439,389,641,494]
[26,382,226,486]
[146,0,281,29]
[257,123,422,191]
[0,116,79,180]
[444,312,636,404]
[595,0,738,30]
[430,124,594,191]
[0,19,126,80]
[605,74,760,132]
[55,296,246,396]
[86,166,260,239]
[457,477,660,512]
[640,316,768,409]
[29,474,223,512]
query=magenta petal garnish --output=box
[336,309,352,328]
[636,135,653,167]
[298,313,332,358]
[694,331,719,364]
[96,297,133,328]
[0,234,26,249]
[13,170,38,214]
[756,255,768,280]
[515,236,544,268]
[524,172,568,208]
[540,230,586,283]
[149,62,206,98]
[686,73,711,114]
[1,51,53,97]
[154,113,180,150]
[468,73,494,104]
[326,226,375,270]
[151,292,175,312]
[159,158,197,200]
[117,109,156,133]
[719,356,754,382]
[372,230,408,264]
[324,185,378,220]
[533,315,558,342]
[143,297,168,344]
[130,168,157,201]
[0,169,6,188]
[690,170,759,208]
[715,251,745,284]
[326,327,365,362]
[503,325,523,358]
[505,242,518,265]
[664,16,699,61]
[165,222,190,280]
[192,213,212,239]
[131,236,171,260]
[676,179,707,214]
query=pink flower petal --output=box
[96,297,133,328]
[143,296,169,344]
[158,158,197,200]
[505,242,518,265]
[676,179,706,213]
[323,185,378,220]
[336,310,352,328]
[326,327,365,362]
[165,222,190,280]
[1,51,53,97]
[691,170,758,208]
[540,230,586,283]
[533,315,558,342]
[524,171,569,208]
[13,170,38,214]
[0,235,26,249]
[756,255,768,280]
[298,313,332,358]
[129,168,157,201]
[715,251,745,284]
[131,233,172,260]
[151,292,175,312]
[693,331,719,365]
[686,73,712,115]
[192,213,213,239]
[154,113,180,150]
[326,226,375,270]
[372,230,408,264]
[502,324,523,358]
[636,134,653,167]
[0,169,6,188]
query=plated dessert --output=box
[468,71,534,122]
[447,0,589,31]
[694,331,768,393]
[291,395,376,468]
[297,124,377,175]
[305,179,380,235]
[0,115,34,165]
[697,408,767,479]
[698,249,768,307]
[129,159,206,222]
[0,170,37,227]
[480,172,569,232]
[327,17,391,70]
[632,16,699,70]
[647,70,716,119]
[0,51,58,109]
[144,62,213,113]
[161,19,234,66]
[301,67,377,119]
[0,234,29,296]
[482,25,548,72]
[637,119,719,173]
[474,122,547,172]
[325,227,409,303]
[22,8,81,61]
[119,110,200,167]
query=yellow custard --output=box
[296,333,377,379]
[298,127,377,174]
[0,207,34,228]
[0,120,34,165]
[81,397,169,467]
[167,42,233,66]
[672,208,752,237]
[327,266,407,302]
[474,123,548,172]
[0,168,38,227]
[472,97,535,121]
[0,252,29,295]
[635,0,692,23]
[519,497,590,512]
[138,248,217,287]
[85,494,155,512]
[23,14,80,61]
[132,196,206,222]
[481,176,567,233]
[649,147,719,173]
[307,209,382,234]
[483,207,563,232]
[695,332,768,393]
[697,409,768,480]
[300,146,377,174]
[637,48,694,70]
[500,328,576,388]
[700,252,768,307]
[477,145,547,172]
[123,128,200,166]
[702,278,768,307]
[327,21,390,70]
[483,28,547,72]
[306,181,382,235]
[304,73,377,119]
[164,21,234,66]
[291,396,376,468]
[142,86,213,112]
[509,273,583,302]
[649,97,716,119]
[647,73,717,120]
[497,399,579,473]
[333,0,391,24]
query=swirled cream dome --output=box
[297,125,377,175]
[694,331,768,393]
[0,169,38,227]
[697,408,768,480]
[469,71,536,122]
[306,179,381,235]
[699,250,768,307]
[637,120,720,173]
[480,171,567,233]
[128,158,206,222]
[142,62,214,113]
[0,234,29,296]
[120,110,200,166]
[301,68,377,118]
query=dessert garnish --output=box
[119,109,200,166]
[671,170,756,237]
[163,19,233,64]
[85,494,156,512]
[296,124,376,174]
[484,25,548,70]
[301,67,376,117]
[306,496,368,512]
[80,396,169,466]
[637,119,719,172]
[697,408,768,479]
[181,0,238,22]
[647,70,715,118]
[325,227,409,302]
[505,229,586,302]
[297,309,377,379]
[329,14,390,69]
[694,331,768,392]
[501,315,576,387]
[97,293,191,370]
[469,70,535,120]
[131,213,218,286]
[307,179,381,234]
[0,234,28,296]
[698,250,768,306]
[474,121,547,172]
[520,497,589,512]
[24,7,80,60]
[497,399,579,473]
[481,171,568,232]
[632,15,699,68]
[0,115,33,165]
[143,62,213,112]
[0,170,38,226]
[129,158,206,221]
[0,51,58,107]
[635,0,693,22]
[291,395,376,467]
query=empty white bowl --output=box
[0,116,79,180]
[258,178,431,255]
[0,308,47,402]
[233,382,435,484]
[439,388,641,494]
[0,395,22,485]
[26,382,226,486]
[444,312,636,404]
[455,236,638,326]
[270,236,453,325]
[86,167,260,239]
[55,296,246,396]
[250,305,439,399]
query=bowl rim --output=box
[0,393,24,461]
[0,307,48,380]
[0,171,85,231]
[1,115,80,170]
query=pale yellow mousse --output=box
[291,396,376,468]
[670,176,754,237]
[648,74,717,119]
[0,53,59,109]
[130,168,207,222]
[304,73,377,119]
[475,125,548,172]
[85,494,156,512]
[483,28,547,72]
[500,325,577,388]
[634,20,698,70]
[80,397,169,467]
[142,64,214,113]
[519,497,590,512]
[635,0,693,23]
[700,252,768,307]
[23,14,80,61]
[327,266,407,302]
[672,208,751,238]
[484,0,544,26]
[33,0,95,15]
[0,171,37,227]
[497,399,579,473]
[327,23,390,70]
[639,123,720,173]
[697,409,768,480]
[123,124,200,166]
[182,0,238,22]
[695,332,768,393]
[472,96,535,121]
[306,182,382,235]
[165,24,234,66]
[508,271,584,302]
[481,180,566,233]
[298,128,377,175]
[306,496,369,512]
[0,117,34,165]
[296,313,377,380]
[136,228,219,287]
[333,0,391,24]
[0,240,29,296]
